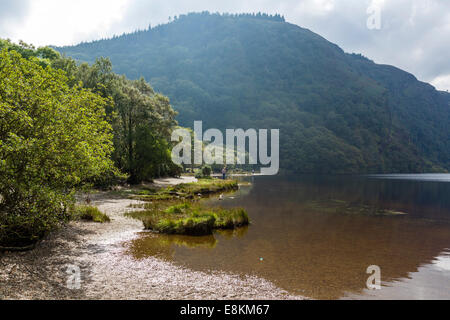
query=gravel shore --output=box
[0,177,303,300]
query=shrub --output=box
[0,186,71,247]
[201,166,212,177]
[168,162,183,178]
[195,166,212,179]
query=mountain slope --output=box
[58,12,450,173]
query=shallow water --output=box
[127,174,450,299]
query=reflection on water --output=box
[367,174,450,182]
[127,174,450,299]
[129,233,218,260]
[215,227,249,239]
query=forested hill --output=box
[57,12,450,174]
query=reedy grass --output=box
[126,201,249,236]
[130,179,239,202]
[73,205,111,223]
[125,179,249,236]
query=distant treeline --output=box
[58,12,450,174]
[64,12,286,46]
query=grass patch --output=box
[130,194,181,201]
[127,201,249,236]
[165,203,192,214]
[169,179,238,195]
[125,179,249,236]
[73,205,111,223]
[213,207,250,229]
[155,214,217,236]
[130,179,239,202]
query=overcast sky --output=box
[1,0,449,91]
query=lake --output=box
[127,174,450,299]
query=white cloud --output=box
[0,0,30,36]
[431,74,450,92]
[294,0,336,16]
[3,0,128,46]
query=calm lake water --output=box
[127,174,450,299]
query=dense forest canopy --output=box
[58,12,450,174]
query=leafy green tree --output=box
[0,49,114,246]
[51,56,179,183]
[0,39,60,68]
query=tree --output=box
[0,49,114,246]
[115,78,178,182]
[52,56,179,183]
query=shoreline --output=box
[0,177,304,300]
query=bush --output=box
[202,166,212,177]
[195,166,212,179]
[168,162,183,178]
[0,187,71,247]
